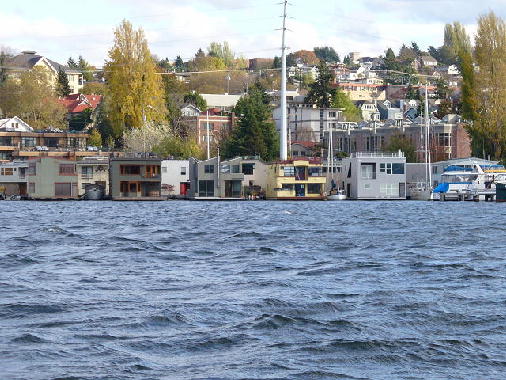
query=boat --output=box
[84,184,105,200]
[327,189,347,200]
[433,163,506,201]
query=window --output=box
[308,167,322,177]
[1,168,13,176]
[232,165,241,173]
[380,183,398,197]
[432,166,438,174]
[180,167,187,175]
[204,165,214,174]
[21,137,36,147]
[392,163,404,175]
[199,180,214,196]
[28,162,36,175]
[295,166,306,180]
[120,165,140,175]
[380,163,392,174]
[242,163,254,175]
[361,163,376,179]
[308,183,321,194]
[55,183,73,197]
[59,164,75,175]
[281,184,293,191]
[145,165,160,177]
[162,167,167,173]
[29,182,35,193]
[221,165,230,173]
[283,166,295,177]
[329,111,336,118]
[45,138,58,147]
[81,166,93,177]
[0,137,12,146]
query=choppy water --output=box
[1,201,506,380]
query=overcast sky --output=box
[1,0,504,66]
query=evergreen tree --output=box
[78,55,93,81]
[67,57,78,69]
[56,67,71,97]
[383,48,398,70]
[313,46,340,63]
[222,86,279,161]
[175,56,185,72]
[273,56,281,69]
[305,61,335,108]
[343,55,352,66]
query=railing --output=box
[352,152,405,158]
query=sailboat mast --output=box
[424,84,431,188]
[280,0,288,160]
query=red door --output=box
[180,182,189,195]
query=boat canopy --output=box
[444,165,473,172]
[433,183,449,193]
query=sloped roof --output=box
[59,94,102,113]
[4,52,81,74]
[0,116,33,132]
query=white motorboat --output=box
[327,189,347,200]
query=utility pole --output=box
[280,0,288,160]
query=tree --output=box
[383,48,398,70]
[123,123,170,153]
[385,134,418,163]
[78,55,94,82]
[411,42,422,56]
[0,66,68,129]
[464,12,506,159]
[443,22,472,64]
[56,67,71,97]
[154,134,204,159]
[343,55,352,66]
[67,57,78,69]
[332,89,361,122]
[222,85,279,161]
[104,19,166,137]
[88,128,102,147]
[313,47,339,63]
[0,47,15,83]
[183,92,207,111]
[305,61,335,108]
[290,50,319,66]
[174,55,185,72]
[207,41,235,67]
[273,56,281,69]
[80,81,106,95]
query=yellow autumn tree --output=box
[468,12,506,159]
[104,20,166,137]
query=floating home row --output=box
[0,153,501,201]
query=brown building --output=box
[0,116,106,162]
[330,115,471,161]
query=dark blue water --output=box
[1,201,506,379]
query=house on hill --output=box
[59,93,102,130]
[4,51,83,94]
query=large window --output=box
[55,183,73,197]
[0,137,12,146]
[361,163,376,179]
[1,168,14,176]
[283,166,295,177]
[232,165,240,173]
[145,165,160,177]
[120,165,140,175]
[308,167,322,177]
[204,165,214,174]
[380,183,398,197]
[295,166,306,180]
[21,137,36,147]
[242,163,254,175]
[392,163,404,174]
[199,180,214,196]
[308,183,321,194]
[59,164,75,175]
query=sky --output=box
[1,0,505,67]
